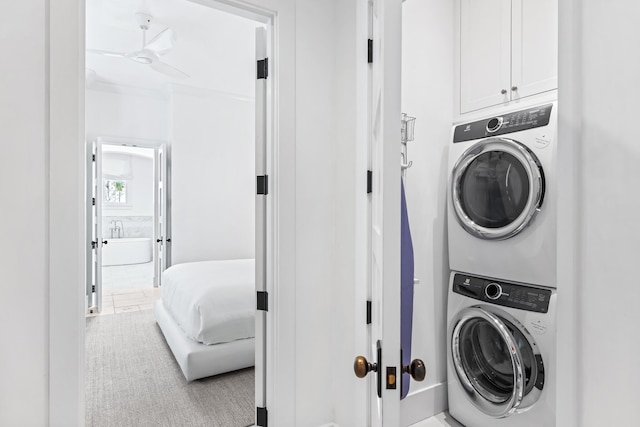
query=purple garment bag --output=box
[400,179,414,399]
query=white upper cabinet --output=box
[511,0,558,100]
[459,0,558,114]
[460,0,512,114]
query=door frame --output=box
[86,136,168,313]
[49,0,296,425]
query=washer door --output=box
[451,138,544,240]
[451,306,545,418]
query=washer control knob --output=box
[486,117,503,133]
[485,282,502,300]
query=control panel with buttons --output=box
[452,273,552,313]
[453,104,553,143]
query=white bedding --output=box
[161,259,255,345]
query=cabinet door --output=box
[511,0,558,99]
[460,0,512,113]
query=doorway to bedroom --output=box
[84,0,267,426]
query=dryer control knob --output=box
[486,117,503,133]
[485,283,503,300]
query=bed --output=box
[154,259,256,381]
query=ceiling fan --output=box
[88,13,189,79]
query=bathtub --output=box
[102,237,153,266]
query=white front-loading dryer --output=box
[447,272,556,427]
[448,102,557,288]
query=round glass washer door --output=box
[451,138,545,240]
[451,306,545,418]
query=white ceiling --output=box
[86,0,260,96]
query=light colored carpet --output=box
[85,309,254,427]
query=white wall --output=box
[330,0,369,425]
[102,153,154,217]
[170,88,256,264]
[86,86,169,141]
[400,0,454,419]
[293,0,338,425]
[572,1,640,425]
[0,2,48,426]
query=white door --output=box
[154,144,169,286]
[511,0,558,99]
[360,0,403,424]
[460,0,512,113]
[86,141,97,312]
[254,25,268,425]
[88,140,104,312]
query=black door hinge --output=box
[91,285,96,292]
[257,175,269,195]
[257,406,268,427]
[257,291,268,311]
[366,300,372,324]
[367,170,372,194]
[92,197,96,206]
[368,39,373,63]
[91,240,97,250]
[92,154,96,162]
[257,58,269,79]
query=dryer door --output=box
[451,137,544,240]
[451,305,545,418]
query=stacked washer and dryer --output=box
[446,102,558,427]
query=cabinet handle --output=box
[511,86,518,91]
[501,89,507,95]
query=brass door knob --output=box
[354,355,377,378]
[403,359,426,382]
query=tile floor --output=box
[409,412,463,427]
[87,287,160,317]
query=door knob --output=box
[501,89,507,95]
[511,86,518,91]
[403,359,426,382]
[102,240,108,245]
[156,238,163,243]
[354,355,377,378]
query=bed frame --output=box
[155,300,255,381]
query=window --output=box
[104,179,128,204]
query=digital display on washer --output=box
[452,273,552,313]
[453,104,553,143]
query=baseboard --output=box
[400,381,448,426]
[318,423,340,427]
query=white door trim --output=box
[49,0,296,425]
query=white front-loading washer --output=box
[448,102,557,288]
[447,272,556,427]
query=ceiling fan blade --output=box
[87,49,128,58]
[145,28,177,55]
[149,60,189,78]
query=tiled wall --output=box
[102,216,153,239]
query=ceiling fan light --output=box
[132,55,153,64]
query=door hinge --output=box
[257,58,269,79]
[366,300,372,324]
[92,154,96,162]
[92,197,96,206]
[91,285,96,293]
[257,175,269,195]
[367,170,372,194]
[257,291,268,311]
[91,240,97,250]
[367,39,373,63]
[257,406,268,426]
